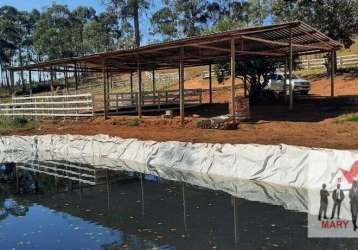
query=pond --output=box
[0,160,357,250]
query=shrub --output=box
[0,117,37,135]
[127,118,141,127]
[347,114,358,122]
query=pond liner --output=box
[0,134,357,218]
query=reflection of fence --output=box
[16,161,112,185]
[0,94,94,117]
[107,89,203,113]
[299,54,358,69]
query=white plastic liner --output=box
[0,134,358,218]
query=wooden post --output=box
[243,75,248,97]
[330,50,335,97]
[289,28,293,111]
[110,73,113,91]
[106,71,110,113]
[179,47,185,126]
[74,63,78,94]
[152,69,156,104]
[64,67,69,94]
[230,39,236,122]
[209,64,213,104]
[28,70,32,96]
[50,68,54,96]
[103,62,108,120]
[137,59,142,118]
[284,57,288,103]
[10,70,15,96]
[130,71,134,105]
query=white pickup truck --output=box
[266,72,311,95]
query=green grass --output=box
[347,114,358,122]
[0,117,38,135]
[127,118,141,127]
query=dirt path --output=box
[13,114,358,150]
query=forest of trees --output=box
[0,0,357,89]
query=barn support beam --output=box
[130,71,134,105]
[50,68,54,95]
[64,67,69,94]
[137,59,142,118]
[152,69,156,104]
[28,70,32,96]
[284,57,288,103]
[289,28,294,111]
[74,63,78,94]
[209,64,213,104]
[102,62,108,120]
[230,39,236,123]
[106,71,110,113]
[10,70,14,96]
[330,50,335,97]
[179,47,185,126]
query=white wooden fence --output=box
[299,54,358,69]
[108,89,203,113]
[0,94,94,118]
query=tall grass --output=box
[0,117,37,135]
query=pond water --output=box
[0,160,358,250]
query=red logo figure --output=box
[340,161,358,183]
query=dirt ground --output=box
[11,73,358,150]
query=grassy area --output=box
[0,117,38,135]
[127,118,141,127]
[347,113,358,122]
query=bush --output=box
[13,117,29,126]
[347,114,358,122]
[0,117,37,135]
[127,118,141,127]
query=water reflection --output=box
[0,160,358,249]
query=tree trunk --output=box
[133,2,140,48]
[18,48,25,89]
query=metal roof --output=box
[10,21,343,73]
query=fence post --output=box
[12,97,15,118]
[116,94,119,112]
[92,94,95,117]
[35,97,37,119]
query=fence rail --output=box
[0,94,94,117]
[299,54,358,69]
[107,88,203,113]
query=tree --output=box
[151,0,211,39]
[71,6,96,56]
[0,6,21,89]
[174,0,209,37]
[83,13,119,53]
[272,0,358,49]
[150,5,178,41]
[103,0,149,48]
[33,4,75,60]
[246,0,271,26]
